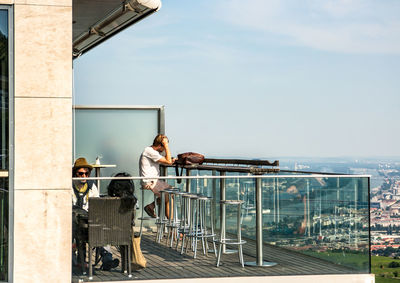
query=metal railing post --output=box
[354,179,358,248]
[245,177,277,267]
[277,178,280,223]
[307,179,310,237]
[212,170,217,231]
[256,177,263,265]
[186,169,191,193]
[220,171,226,253]
[273,177,276,224]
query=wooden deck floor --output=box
[72,231,360,282]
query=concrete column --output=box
[0,0,72,282]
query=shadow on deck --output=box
[72,231,359,282]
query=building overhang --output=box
[73,0,161,58]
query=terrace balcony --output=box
[71,159,372,283]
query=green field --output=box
[298,252,400,282]
[301,250,369,270]
[372,256,400,283]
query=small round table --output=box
[91,164,116,190]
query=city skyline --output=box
[73,0,400,159]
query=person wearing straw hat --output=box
[72,157,119,272]
[72,157,99,211]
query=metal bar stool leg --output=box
[157,191,167,243]
[173,194,180,247]
[237,205,244,267]
[175,193,184,250]
[198,196,208,256]
[216,201,224,267]
[176,192,190,251]
[166,192,173,245]
[139,188,145,236]
[184,196,195,254]
[200,198,207,255]
[193,198,199,258]
[183,194,199,256]
[162,188,180,247]
[169,191,181,247]
[154,193,162,242]
[179,195,189,254]
[210,198,217,257]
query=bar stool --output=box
[183,194,202,257]
[197,195,217,257]
[175,192,192,251]
[182,195,217,258]
[178,193,198,255]
[216,200,246,267]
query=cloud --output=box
[218,0,400,54]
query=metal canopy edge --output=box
[73,0,161,58]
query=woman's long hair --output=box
[107,172,137,213]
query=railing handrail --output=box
[72,174,371,181]
[279,169,353,175]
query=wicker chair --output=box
[88,197,132,279]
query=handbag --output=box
[174,152,205,184]
[131,233,147,269]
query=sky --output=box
[73,0,400,159]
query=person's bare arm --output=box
[158,137,175,165]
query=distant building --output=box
[371,202,381,209]
[381,200,397,209]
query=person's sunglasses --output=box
[77,171,89,176]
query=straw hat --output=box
[73,157,93,171]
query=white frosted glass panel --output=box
[74,108,160,194]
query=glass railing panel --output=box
[261,176,370,273]
[72,174,370,281]
[160,174,370,273]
